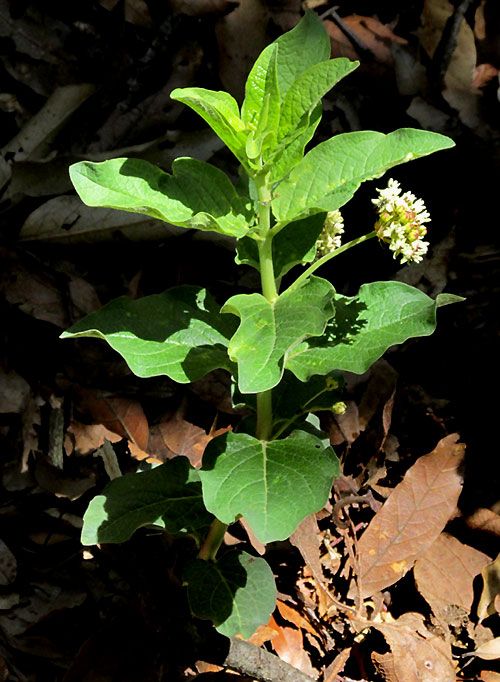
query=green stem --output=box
[284,231,377,295]
[256,390,273,440]
[198,518,228,561]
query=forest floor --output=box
[1,1,500,681]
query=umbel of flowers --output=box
[372,178,431,264]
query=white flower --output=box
[316,210,344,258]
[372,179,430,264]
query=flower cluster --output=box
[316,209,344,258]
[372,179,430,264]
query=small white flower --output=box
[316,209,344,258]
[372,179,430,264]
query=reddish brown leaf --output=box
[76,390,149,452]
[276,600,317,638]
[414,532,489,616]
[327,15,407,63]
[64,421,122,455]
[267,615,317,678]
[290,514,323,581]
[356,434,464,598]
[480,671,500,681]
[371,612,455,682]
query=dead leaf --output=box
[466,508,500,536]
[76,390,149,452]
[355,434,465,598]
[290,514,324,582]
[246,622,278,646]
[473,64,499,89]
[267,614,318,678]
[0,370,30,413]
[276,600,318,638]
[469,637,500,661]
[0,539,17,585]
[327,15,407,63]
[477,553,500,622]
[414,532,490,618]
[168,0,237,16]
[371,612,455,682]
[480,672,500,681]
[64,421,122,456]
[124,0,152,27]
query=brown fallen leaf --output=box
[371,612,455,682]
[467,637,500,661]
[276,600,318,639]
[0,369,30,414]
[414,532,490,618]
[76,389,149,452]
[477,553,500,623]
[480,671,500,681]
[168,0,237,16]
[355,434,465,598]
[0,538,17,585]
[473,63,499,89]
[466,508,500,537]
[64,421,122,456]
[327,15,407,63]
[267,614,317,679]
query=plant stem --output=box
[284,231,377,295]
[198,518,228,561]
[254,171,277,441]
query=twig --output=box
[429,0,475,89]
[224,636,316,682]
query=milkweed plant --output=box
[62,11,459,637]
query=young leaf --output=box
[272,129,455,222]
[81,457,213,545]
[184,550,276,638]
[69,157,252,237]
[245,46,281,162]
[276,58,358,143]
[222,275,335,393]
[235,212,326,278]
[169,88,250,169]
[242,10,330,128]
[61,286,236,383]
[286,281,451,380]
[199,430,340,543]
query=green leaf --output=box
[235,212,326,278]
[286,281,448,380]
[185,550,276,637]
[199,430,339,543]
[242,10,330,129]
[222,276,335,393]
[61,286,236,382]
[169,88,249,168]
[245,46,281,161]
[277,59,358,143]
[69,157,252,238]
[272,129,455,222]
[81,458,213,545]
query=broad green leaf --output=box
[242,10,330,126]
[69,157,252,237]
[199,430,339,543]
[81,458,213,545]
[185,550,276,637]
[272,129,455,222]
[268,102,322,183]
[222,276,335,393]
[235,213,326,278]
[245,47,281,162]
[286,281,451,380]
[277,59,358,142]
[61,286,236,382]
[169,88,249,167]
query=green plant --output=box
[62,11,458,638]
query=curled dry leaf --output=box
[0,539,17,586]
[355,434,465,598]
[477,553,500,623]
[371,612,455,682]
[267,614,318,679]
[414,532,490,618]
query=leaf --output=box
[470,638,500,661]
[272,128,455,222]
[222,275,335,393]
[414,533,490,617]
[477,553,500,623]
[81,457,213,544]
[267,613,317,677]
[236,212,326,279]
[69,157,252,238]
[169,88,248,167]
[61,286,236,383]
[276,59,358,143]
[199,430,339,543]
[0,539,17,586]
[242,9,330,127]
[286,281,447,381]
[244,46,281,161]
[184,550,276,637]
[269,103,322,183]
[354,434,464,598]
[371,612,455,682]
